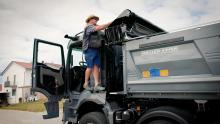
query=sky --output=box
[0,0,220,82]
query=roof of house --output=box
[14,61,32,69]
[46,63,62,69]
[1,61,32,75]
[1,61,61,75]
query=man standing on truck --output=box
[82,15,111,91]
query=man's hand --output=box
[94,22,112,31]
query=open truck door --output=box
[32,39,65,119]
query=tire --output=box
[79,112,107,124]
[137,106,194,124]
[147,118,178,124]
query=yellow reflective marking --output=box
[160,69,169,77]
[143,71,150,78]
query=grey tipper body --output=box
[32,9,220,124]
[124,22,220,99]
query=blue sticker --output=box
[149,68,160,77]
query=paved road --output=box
[0,110,62,124]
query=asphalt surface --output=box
[0,110,62,124]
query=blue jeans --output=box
[84,48,100,68]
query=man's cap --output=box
[86,15,99,23]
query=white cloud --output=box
[142,0,220,30]
[0,0,220,73]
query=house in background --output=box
[1,61,60,104]
[1,61,33,104]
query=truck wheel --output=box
[147,118,178,124]
[79,112,107,124]
[136,106,194,124]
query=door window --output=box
[38,43,62,69]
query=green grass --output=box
[0,99,64,112]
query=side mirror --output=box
[64,34,79,41]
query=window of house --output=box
[12,89,16,96]
[7,76,9,81]
[13,75,16,85]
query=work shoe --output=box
[94,85,105,92]
[83,84,93,91]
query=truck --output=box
[32,9,220,124]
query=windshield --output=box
[70,49,83,68]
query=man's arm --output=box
[94,22,112,31]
